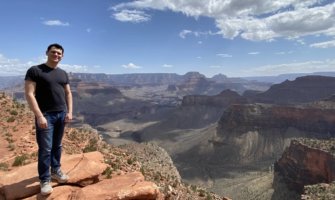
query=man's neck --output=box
[45,61,58,69]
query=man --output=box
[25,43,73,195]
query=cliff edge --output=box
[275,138,335,198]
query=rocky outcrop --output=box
[166,84,178,92]
[302,182,335,200]
[0,76,24,90]
[247,75,335,104]
[210,73,229,83]
[71,73,183,86]
[110,73,183,86]
[84,87,122,96]
[79,171,160,200]
[218,104,335,135]
[69,73,110,83]
[181,89,247,107]
[178,72,211,92]
[177,72,247,95]
[214,103,335,164]
[0,94,225,200]
[0,151,162,200]
[76,82,122,96]
[274,140,335,193]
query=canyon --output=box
[1,72,335,199]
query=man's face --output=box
[46,46,63,63]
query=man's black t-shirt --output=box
[25,64,69,113]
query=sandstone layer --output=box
[0,151,162,200]
[275,140,335,193]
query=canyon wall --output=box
[214,103,335,164]
[247,76,335,104]
[275,140,335,193]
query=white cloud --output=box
[0,54,32,75]
[111,0,335,41]
[59,64,88,72]
[310,39,335,48]
[217,53,232,58]
[248,52,260,55]
[179,30,192,39]
[242,59,335,76]
[122,62,142,69]
[179,29,216,39]
[113,9,150,23]
[162,64,173,68]
[43,20,70,26]
[0,53,88,75]
[275,51,293,55]
[295,39,306,45]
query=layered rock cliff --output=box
[214,103,335,164]
[181,89,247,107]
[177,72,247,95]
[275,139,335,193]
[246,75,335,104]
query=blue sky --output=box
[0,0,334,77]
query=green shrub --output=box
[206,194,213,200]
[102,166,112,179]
[140,166,146,175]
[127,157,136,165]
[154,171,162,181]
[83,138,98,153]
[198,189,206,197]
[111,162,120,171]
[12,154,28,166]
[10,110,18,115]
[0,162,9,171]
[7,116,15,123]
[8,143,15,151]
[190,185,197,192]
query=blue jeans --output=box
[35,111,66,182]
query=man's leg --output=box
[36,112,56,195]
[36,113,55,182]
[50,111,69,183]
[50,111,66,171]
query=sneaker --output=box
[51,169,69,183]
[40,181,53,195]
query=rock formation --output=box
[0,93,224,200]
[0,151,162,200]
[71,72,183,86]
[247,75,335,104]
[218,103,335,135]
[177,72,211,93]
[181,89,247,107]
[275,139,335,193]
[214,102,335,164]
[177,72,247,95]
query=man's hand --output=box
[65,112,72,123]
[37,116,48,129]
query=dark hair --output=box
[46,43,64,54]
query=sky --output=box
[0,0,334,78]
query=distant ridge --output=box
[246,75,335,104]
[242,71,335,83]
